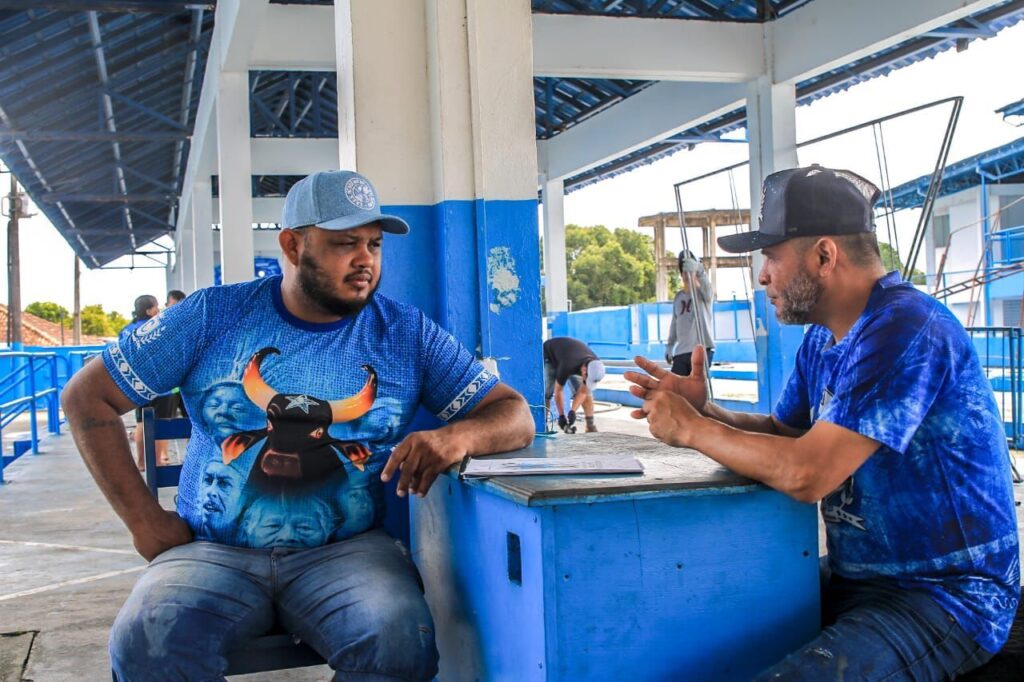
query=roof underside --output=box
[553,0,1024,193]
[1,0,1022,266]
[888,136,1024,211]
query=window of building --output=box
[933,214,951,247]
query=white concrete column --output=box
[746,75,799,411]
[216,73,255,284]
[192,179,215,290]
[334,0,357,170]
[747,76,798,274]
[179,208,196,294]
[541,176,568,313]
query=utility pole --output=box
[73,255,82,344]
[6,172,24,347]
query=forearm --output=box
[703,401,781,434]
[441,394,535,455]
[62,389,164,532]
[689,416,812,500]
[554,386,566,416]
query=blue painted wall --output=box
[380,200,544,428]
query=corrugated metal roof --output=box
[0,3,215,267]
[888,136,1024,211]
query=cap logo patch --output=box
[344,177,376,210]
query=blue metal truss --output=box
[887,136,1024,211]
[531,0,811,22]
[250,71,338,138]
[998,98,1024,122]
[0,5,214,267]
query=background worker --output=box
[543,336,606,433]
[665,251,715,376]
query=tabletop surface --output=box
[458,432,761,506]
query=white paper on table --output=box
[460,455,644,478]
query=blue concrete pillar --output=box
[746,77,803,413]
[349,0,544,428]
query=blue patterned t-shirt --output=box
[774,271,1019,652]
[103,276,497,550]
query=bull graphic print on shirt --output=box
[222,347,377,491]
[102,275,498,551]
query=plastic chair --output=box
[112,407,326,680]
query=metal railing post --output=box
[27,356,39,454]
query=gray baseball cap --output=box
[281,170,409,234]
[585,360,606,391]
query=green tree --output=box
[80,304,127,337]
[25,301,69,326]
[879,242,925,285]
[107,309,129,332]
[562,225,681,309]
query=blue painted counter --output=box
[411,432,820,681]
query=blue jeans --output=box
[110,529,438,681]
[754,573,993,681]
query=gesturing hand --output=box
[635,390,705,448]
[624,344,710,413]
[133,509,193,562]
[381,430,466,498]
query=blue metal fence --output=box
[967,327,1024,452]
[0,347,103,483]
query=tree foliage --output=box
[563,225,680,310]
[25,301,69,326]
[879,242,925,285]
[26,301,130,337]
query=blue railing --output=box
[0,347,103,483]
[992,223,1024,266]
[0,352,61,482]
[967,327,1024,452]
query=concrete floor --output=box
[0,410,1022,681]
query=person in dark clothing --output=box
[543,337,606,433]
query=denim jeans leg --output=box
[275,529,439,682]
[109,541,275,682]
[753,578,992,681]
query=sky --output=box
[2,20,1024,316]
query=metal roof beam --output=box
[532,13,764,81]
[41,193,174,203]
[8,2,214,12]
[538,81,745,179]
[0,129,187,141]
[771,0,1005,83]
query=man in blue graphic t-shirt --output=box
[626,165,1019,679]
[62,170,535,681]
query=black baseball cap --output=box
[718,165,881,254]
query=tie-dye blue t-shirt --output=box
[102,276,497,550]
[774,271,1019,652]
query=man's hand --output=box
[566,410,577,427]
[132,509,193,562]
[557,415,568,430]
[381,429,467,498]
[664,350,674,365]
[625,344,710,413]
[635,390,707,447]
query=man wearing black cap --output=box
[626,165,1018,679]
